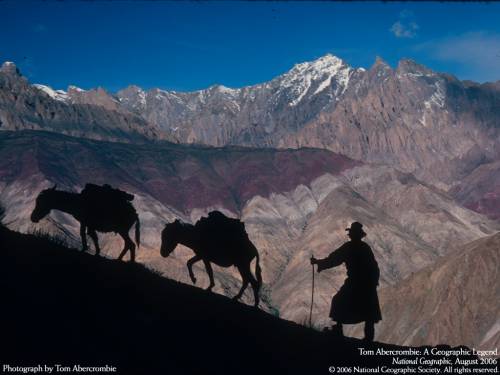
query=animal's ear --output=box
[51,184,57,190]
[174,219,180,224]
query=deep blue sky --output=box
[1,1,500,92]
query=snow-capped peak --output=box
[204,84,240,98]
[126,84,144,93]
[287,54,345,78]
[68,85,85,93]
[396,59,435,80]
[309,54,343,70]
[33,84,70,102]
[215,84,239,95]
[278,54,352,106]
[116,85,147,108]
[1,61,21,75]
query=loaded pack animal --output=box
[31,184,140,261]
[160,211,262,306]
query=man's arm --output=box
[310,244,347,272]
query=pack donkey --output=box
[31,185,140,261]
[160,212,262,306]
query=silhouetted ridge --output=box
[1,226,495,375]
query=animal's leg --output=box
[237,262,260,306]
[248,270,260,307]
[232,264,250,302]
[125,233,136,262]
[117,241,128,261]
[118,232,136,262]
[87,228,101,256]
[202,259,215,291]
[187,255,202,284]
[80,224,88,252]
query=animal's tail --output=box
[255,251,262,291]
[135,215,141,248]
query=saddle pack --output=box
[81,184,134,206]
[196,211,247,244]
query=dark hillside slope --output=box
[0,226,494,375]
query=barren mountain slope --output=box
[279,59,500,188]
[0,62,160,142]
[450,160,500,220]
[1,130,498,345]
[3,56,499,194]
[349,232,500,350]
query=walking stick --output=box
[309,256,315,328]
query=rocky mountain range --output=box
[0,54,499,350]
[0,62,160,142]
[1,130,498,349]
[2,56,499,217]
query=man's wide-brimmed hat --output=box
[346,222,366,237]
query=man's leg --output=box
[364,321,374,342]
[331,322,343,336]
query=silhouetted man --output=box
[310,222,381,341]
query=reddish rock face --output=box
[0,130,360,214]
[450,160,500,220]
[465,196,500,220]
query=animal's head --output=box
[160,219,183,257]
[31,185,57,223]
